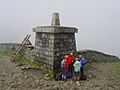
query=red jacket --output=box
[66,55,75,64]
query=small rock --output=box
[76,81,80,86]
[2,72,6,75]
[72,87,79,90]
[86,81,90,84]
[6,87,12,90]
[44,74,49,77]
[117,82,120,85]
[64,83,68,87]
[16,63,24,67]
[95,87,100,89]
[84,87,88,89]
[24,75,28,79]
[43,76,49,80]
[69,81,73,85]
[17,81,22,85]
[21,65,31,70]
[52,85,59,90]
[10,88,15,90]
[43,74,50,80]
[89,74,92,78]
[44,83,50,87]
[35,80,39,83]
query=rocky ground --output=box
[0,56,120,90]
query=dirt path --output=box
[0,56,120,90]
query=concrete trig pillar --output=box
[33,12,78,75]
[51,12,60,26]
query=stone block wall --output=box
[0,43,20,53]
[24,48,36,62]
[0,43,36,62]
[78,50,120,62]
[34,32,76,68]
[53,33,76,68]
[35,33,54,66]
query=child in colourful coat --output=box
[73,58,81,80]
[79,55,86,76]
[61,55,69,80]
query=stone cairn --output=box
[33,12,78,74]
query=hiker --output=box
[79,55,87,76]
[61,55,69,80]
[61,56,66,74]
[66,53,75,78]
[73,57,81,80]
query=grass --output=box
[0,53,12,62]
[107,62,120,74]
[16,55,43,69]
[99,61,120,80]
[42,69,54,80]
[0,53,11,56]
[93,61,120,74]
[16,55,54,80]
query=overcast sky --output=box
[0,0,120,57]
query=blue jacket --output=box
[80,56,86,68]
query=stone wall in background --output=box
[0,43,20,53]
[0,43,119,63]
[23,48,36,62]
[77,50,120,62]
[0,43,37,63]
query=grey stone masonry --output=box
[78,50,120,62]
[33,12,78,72]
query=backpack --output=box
[81,57,86,65]
[55,73,62,81]
[80,75,87,80]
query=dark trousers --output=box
[69,64,72,72]
[68,64,73,77]
[80,67,84,76]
